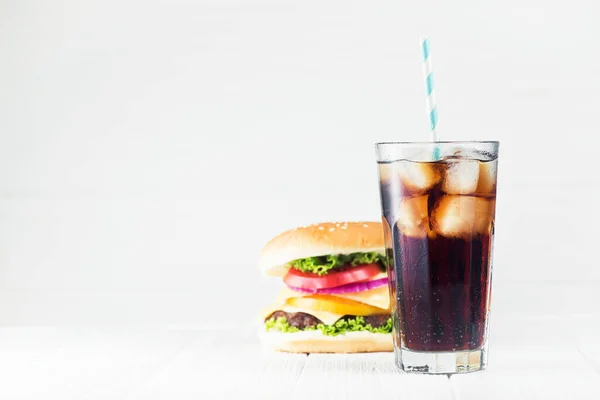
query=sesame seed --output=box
[336,223,340,227]
[363,224,368,228]
[341,226,347,230]
[329,227,335,232]
[318,226,324,230]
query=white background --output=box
[1,0,599,326]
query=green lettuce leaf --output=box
[265,316,392,336]
[265,317,301,333]
[288,252,386,276]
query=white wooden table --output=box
[0,283,599,399]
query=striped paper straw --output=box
[421,37,440,159]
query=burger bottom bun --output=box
[259,329,393,354]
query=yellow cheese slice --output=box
[277,285,390,310]
[332,286,390,310]
[261,285,391,324]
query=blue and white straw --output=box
[421,37,440,159]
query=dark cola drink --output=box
[376,142,499,373]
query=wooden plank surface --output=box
[0,316,599,399]
[129,327,309,400]
[449,314,600,400]
[293,353,453,400]
[566,315,600,374]
[0,327,197,399]
[450,369,600,400]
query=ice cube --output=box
[442,159,480,195]
[442,147,495,162]
[378,163,393,183]
[431,195,494,238]
[475,160,497,197]
[398,161,441,195]
[396,195,430,238]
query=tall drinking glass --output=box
[375,141,499,374]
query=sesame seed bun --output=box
[258,221,385,277]
[259,329,393,353]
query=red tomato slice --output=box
[283,263,381,290]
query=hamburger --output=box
[258,221,393,353]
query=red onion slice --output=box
[287,278,388,295]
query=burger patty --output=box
[267,311,390,330]
[359,314,391,328]
[268,311,321,329]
